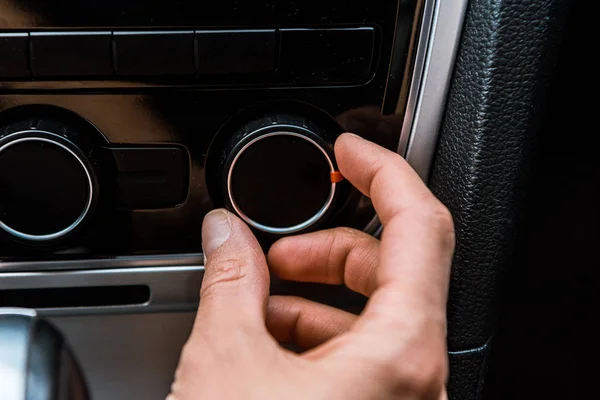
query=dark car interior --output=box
[0,0,590,399]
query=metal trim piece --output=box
[395,0,437,161]
[227,129,336,235]
[113,30,194,36]
[0,33,28,38]
[0,253,203,273]
[30,31,112,37]
[364,0,469,235]
[401,0,469,180]
[0,267,204,316]
[0,132,94,242]
[0,308,37,317]
[448,340,490,355]
[0,310,35,400]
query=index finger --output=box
[334,134,454,332]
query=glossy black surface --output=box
[279,28,375,85]
[0,1,398,27]
[107,146,189,209]
[220,112,340,235]
[0,34,29,78]
[0,0,419,258]
[0,140,89,235]
[208,109,349,239]
[195,30,276,75]
[231,135,332,229]
[0,116,104,248]
[30,32,113,77]
[113,31,196,77]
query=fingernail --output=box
[344,132,361,139]
[202,209,231,258]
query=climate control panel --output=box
[0,106,362,253]
[0,0,419,258]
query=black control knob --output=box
[0,119,99,246]
[215,114,344,235]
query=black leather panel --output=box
[430,0,571,353]
[447,344,490,400]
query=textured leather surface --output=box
[430,0,570,351]
[429,0,571,397]
[448,344,490,400]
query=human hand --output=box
[168,133,455,400]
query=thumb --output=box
[196,209,270,334]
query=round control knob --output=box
[216,115,344,235]
[0,119,99,245]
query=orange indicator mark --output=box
[330,171,344,183]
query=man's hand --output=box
[168,133,455,400]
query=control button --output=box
[279,28,375,84]
[195,30,276,75]
[113,31,195,76]
[213,115,342,235]
[0,122,99,244]
[0,33,30,79]
[30,32,112,77]
[105,146,189,209]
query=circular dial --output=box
[216,114,343,235]
[0,120,99,245]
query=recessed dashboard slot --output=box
[0,285,150,309]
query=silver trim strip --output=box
[227,129,336,235]
[0,33,28,38]
[0,253,203,273]
[395,0,437,160]
[402,0,469,180]
[30,31,112,37]
[365,0,468,234]
[448,340,490,355]
[0,133,94,242]
[0,267,204,316]
[0,308,37,317]
[113,30,194,36]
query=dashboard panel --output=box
[0,0,419,259]
[5,0,556,399]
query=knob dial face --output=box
[228,128,336,234]
[214,114,344,236]
[0,129,96,243]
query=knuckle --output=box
[385,353,447,397]
[338,226,364,238]
[424,202,456,248]
[210,257,246,281]
[201,257,247,295]
[354,241,378,269]
[348,240,379,291]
